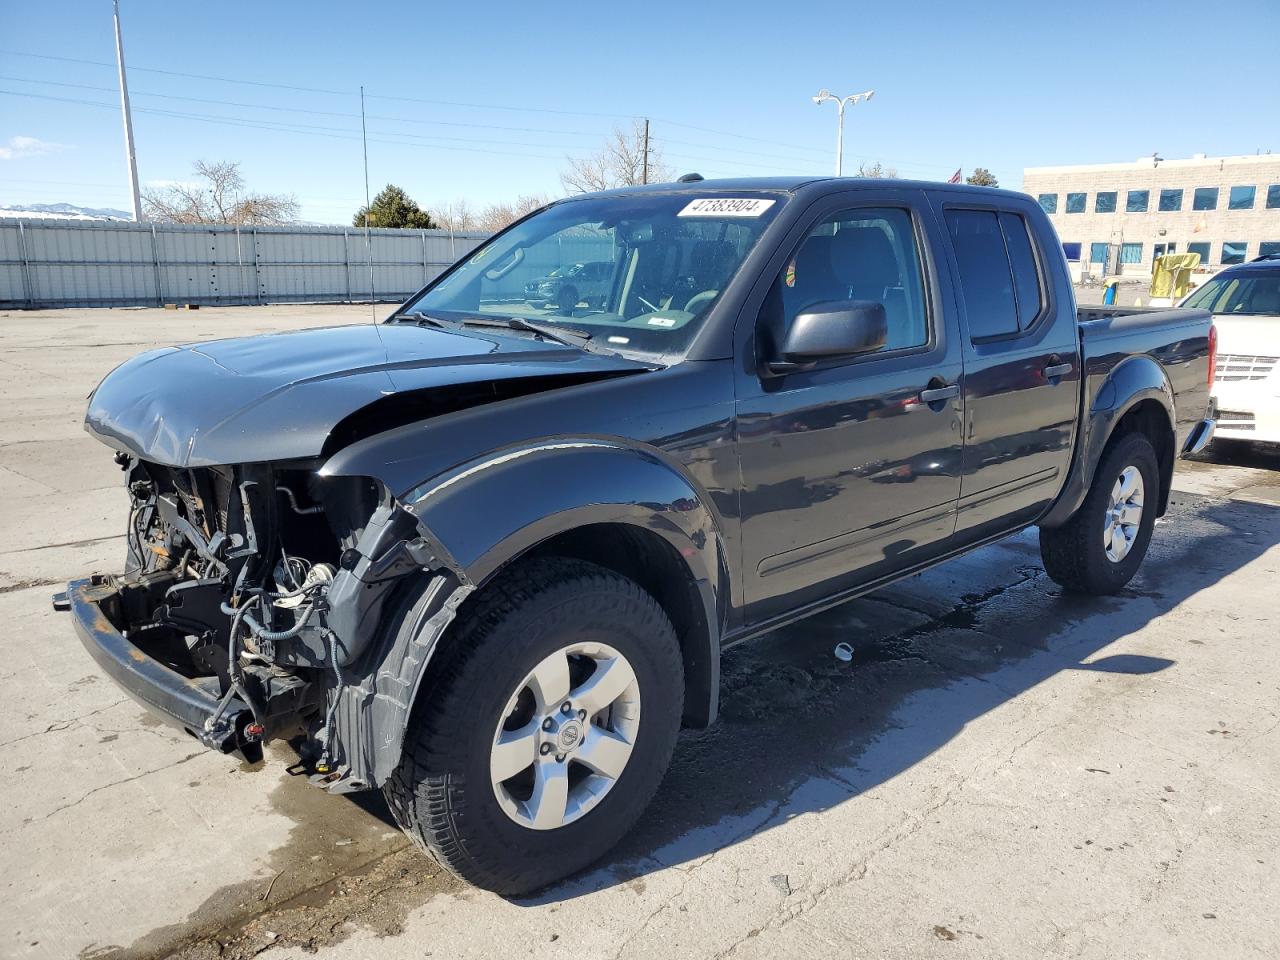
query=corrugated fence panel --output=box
[0,219,487,309]
[0,222,28,304]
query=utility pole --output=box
[641,118,650,185]
[360,85,375,319]
[112,0,144,222]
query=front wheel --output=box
[384,558,684,894]
[1040,431,1160,595]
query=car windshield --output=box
[398,192,785,357]
[1183,269,1280,316]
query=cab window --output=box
[766,207,929,355]
[944,208,1045,340]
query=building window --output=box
[1038,193,1058,214]
[1126,190,1150,212]
[1120,242,1143,264]
[1153,243,1178,260]
[1267,185,1280,209]
[1258,241,1280,259]
[1187,241,1211,265]
[1095,191,1117,213]
[1061,242,1081,261]
[1193,187,1218,211]
[1065,192,1086,213]
[1089,242,1109,264]
[1221,241,1248,264]
[1228,185,1256,210]
[1158,189,1183,212]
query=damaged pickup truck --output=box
[61,177,1216,894]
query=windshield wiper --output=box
[394,312,612,354]
[458,316,602,351]
[393,311,457,329]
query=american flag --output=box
[947,168,963,184]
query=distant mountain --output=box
[0,202,133,221]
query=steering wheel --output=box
[683,289,719,315]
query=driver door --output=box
[734,195,965,624]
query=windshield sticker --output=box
[607,335,631,345]
[785,259,796,288]
[646,316,677,327]
[678,198,775,218]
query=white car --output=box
[1182,257,1280,445]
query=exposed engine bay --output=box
[106,451,460,788]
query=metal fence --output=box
[0,218,489,309]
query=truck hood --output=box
[85,321,651,467]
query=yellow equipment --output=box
[1150,252,1201,301]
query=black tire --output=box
[1040,431,1160,595]
[384,557,684,894]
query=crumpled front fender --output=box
[318,437,727,791]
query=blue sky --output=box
[1,0,1275,224]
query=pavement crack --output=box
[609,873,689,960]
[0,698,128,750]
[12,750,205,830]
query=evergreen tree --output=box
[965,168,999,187]
[353,184,436,229]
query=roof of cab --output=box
[1216,258,1280,277]
[560,176,1035,204]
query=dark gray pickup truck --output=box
[61,177,1215,893]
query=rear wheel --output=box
[1040,431,1160,595]
[384,557,683,894]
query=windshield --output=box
[399,192,785,356]
[1183,270,1280,316]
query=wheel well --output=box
[1111,399,1175,516]
[523,523,717,728]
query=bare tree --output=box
[142,160,299,225]
[561,120,673,194]
[431,199,478,232]
[477,194,552,232]
[856,160,899,179]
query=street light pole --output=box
[811,88,875,177]
[112,0,143,222]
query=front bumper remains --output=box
[61,576,256,756]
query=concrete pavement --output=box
[1,306,1278,960]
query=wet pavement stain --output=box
[82,748,465,960]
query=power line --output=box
[0,90,590,162]
[0,89,841,178]
[1,51,950,182]
[5,74,841,167]
[0,75,608,139]
[0,48,837,160]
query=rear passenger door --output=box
[930,196,1080,541]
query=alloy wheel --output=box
[490,641,640,830]
[1103,465,1145,563]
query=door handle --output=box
[919,384,960,403]
[1043,362,1073,380]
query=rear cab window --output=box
[942,207,1046,341]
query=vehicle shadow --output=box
[1193,438,1280,472]
[515,492,1279,904]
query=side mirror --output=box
[768,300,888,375]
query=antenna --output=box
[360,85,375,321]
